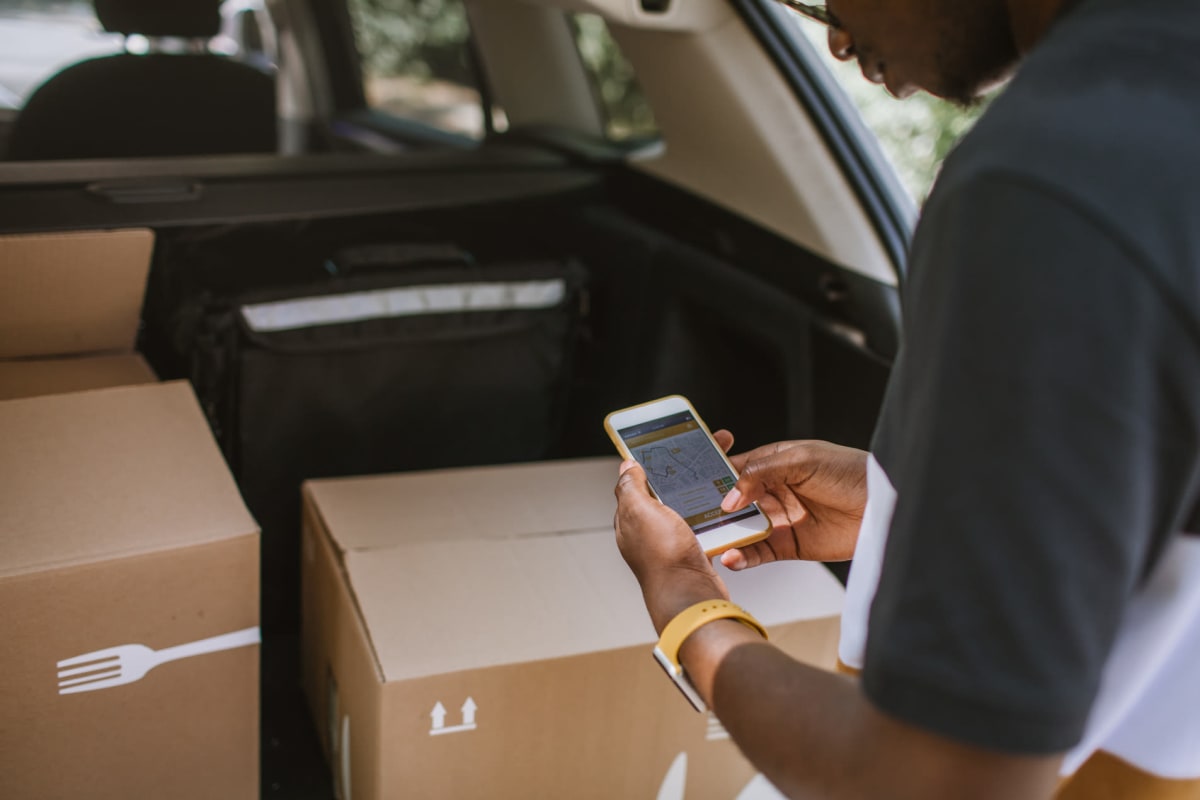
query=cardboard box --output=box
[302,458,845,800]
[0,229,157,401]
[0,353,157,401]
[0,382,261,799]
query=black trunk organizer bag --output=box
[187,253,588,633]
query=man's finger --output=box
[713,429,735,454]
[615,460,654,504]
[719,548,748,571]
[721,485,747,513]
[722,456,775,512]
[726,437,800,475]
[724,444,818,512]
[720,540,772,571]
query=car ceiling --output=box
[464,0,900,286]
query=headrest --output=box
[94,0,222,38]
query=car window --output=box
[568,13,658,143]
[0,0,123,111]
[0,0,275,111]
[790,17,988,202]
[210,0,277,71]
[346,0,490,141]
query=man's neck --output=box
[1006,0,1082,53]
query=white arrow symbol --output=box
[429,698,477,736]
[430,701,447,732]
[461,697,477,727]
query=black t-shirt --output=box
[851,0,1200,760]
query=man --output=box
[613,0,1200,796]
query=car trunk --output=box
[0,143,894,796]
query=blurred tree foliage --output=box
[347,0,474,86]
[342,0,982,180]
[345,0,656,142]
[839,74,991,202]
[796,21,990,202]
[570,13,657,141]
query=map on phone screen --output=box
[619,411,753,533]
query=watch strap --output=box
[652,599,768,712]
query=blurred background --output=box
[0,0,988,201]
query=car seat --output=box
[5,0,276,161]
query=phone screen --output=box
[617,410,761,535]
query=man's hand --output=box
[613,459,728,634]
[720,440,869,570]
[615,438,1064,800]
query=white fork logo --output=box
[56,627,260,695]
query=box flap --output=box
[349,533,843,681]
[306,458,622,550]
[0,381,258,579]
[312,458,844,682]
[0,229,154,359]
[347,529,646,681]
[0,354,157,401]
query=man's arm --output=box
[690,623,1061,799]
[615,461,1063,799]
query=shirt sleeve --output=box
[862,172,1200,754]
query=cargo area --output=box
[0,147,891,798]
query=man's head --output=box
[819,0,1038,105]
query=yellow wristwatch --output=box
[652,599,768,712]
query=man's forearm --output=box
[678,624,1063,799]
[679,623,865,798]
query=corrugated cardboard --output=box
[0,353,157,401]
[302,458,845,800]
[0,382,261,799]
[0,229,157,400]
[0,229,154,359]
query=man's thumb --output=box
[615,460,652,501]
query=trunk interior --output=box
[2,143,894,796]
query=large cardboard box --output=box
[0,382,261,799]
[0,229,158,400]
[302,458,845,800]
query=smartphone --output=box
[604,395,771,556]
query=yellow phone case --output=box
[603,395,770,556]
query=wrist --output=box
[653,600,768,712]
[640,570,726,633]
[678,617,764,670]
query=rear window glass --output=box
[347,0,488,140]
[0,0,275,111]
[0,1,122,110]
[569,13,658,143]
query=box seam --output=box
[0,526,260,581]
[305,483,389,686]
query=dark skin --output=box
[822,0,1057,105]
[616,444,1062,799]
[614,1,1081,796]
